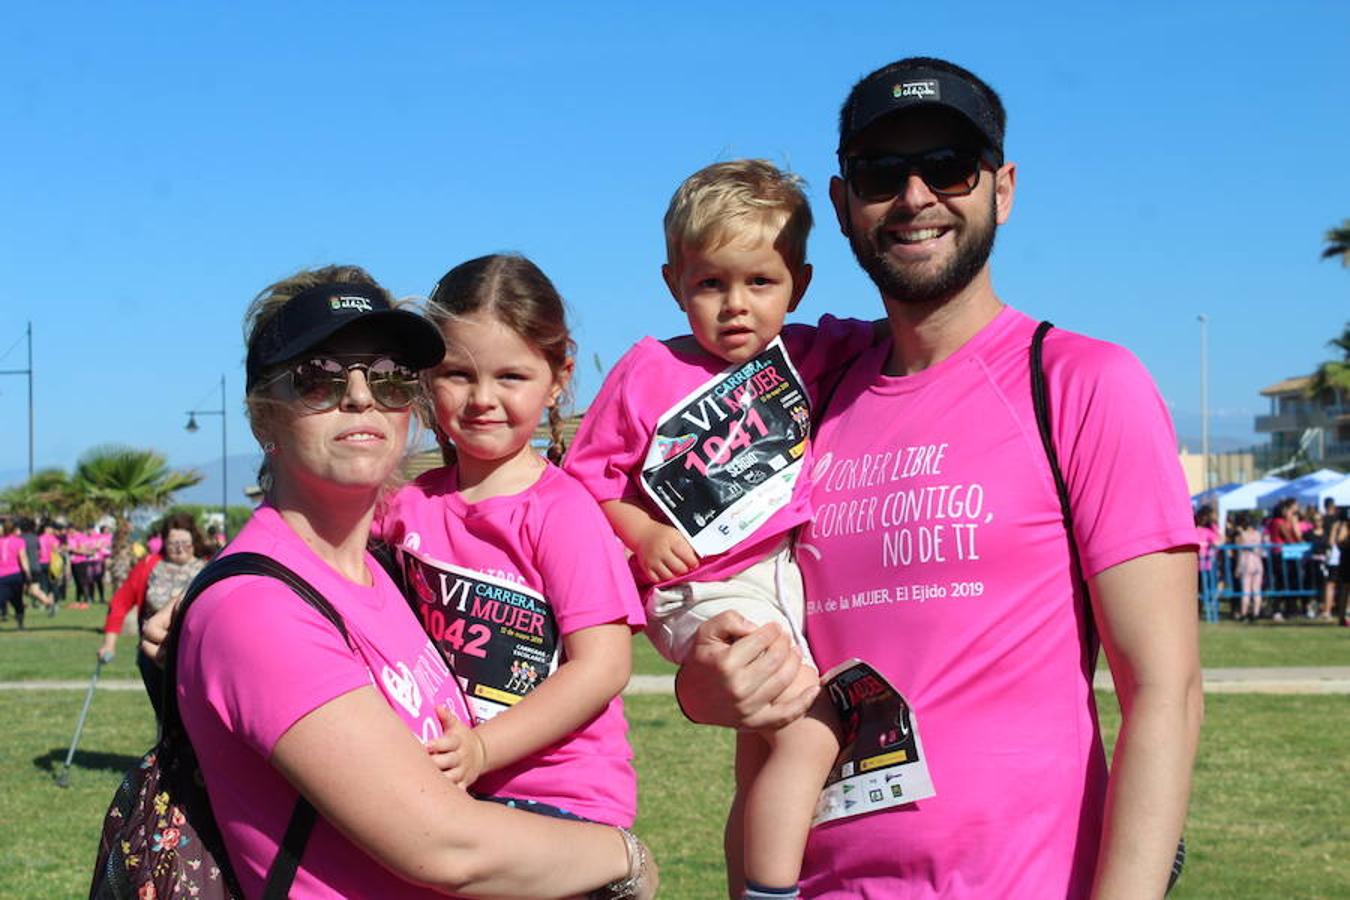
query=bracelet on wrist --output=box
[589,826,647,900]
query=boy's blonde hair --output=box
[663,159,812,274]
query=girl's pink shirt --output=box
[376,463,644,826]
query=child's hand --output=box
[635,524,699,582]
[428,706,487,788]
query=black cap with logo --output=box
[245,283,445,391]
[838,59,1004,165]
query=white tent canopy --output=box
[1294,473,1350,509]
[1215,476,1287,529]
[1192,482,1240,508]
[1255,469,1343,510]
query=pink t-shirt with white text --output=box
[177,506,465,899]
[564,316,873,592]
[797,308,1195,899]
[377,463,645,826]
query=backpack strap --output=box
[161,551,350,900]
[1030,320,1098,662]
[1030,320,1186,893]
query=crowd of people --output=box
[6,56,1211,898]
[0,518,120,629]
[1195,498,1350,626]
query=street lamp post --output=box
[0,322,34,478]
[1198,314,1210,492]
[186,374,228,540]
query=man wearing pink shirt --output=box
[677,57,1202,898]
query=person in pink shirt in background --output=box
[378,254,646,830]
[676,56,1202,899]
[0,522,30,629]
[67,527,97,609]
[1195,505,1222,622]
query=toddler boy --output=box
[565,159,874,898]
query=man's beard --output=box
[846,197,998,305]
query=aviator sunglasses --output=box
[842,146,997,202]
[266,354,420,412]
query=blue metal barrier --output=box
[1202,542,1322,622]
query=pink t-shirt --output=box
[0,535,23,578]
[1196,524,1221,571]
[67,531,93,560]
[564,316,873,592]
[177,505,466,899]
[796,308,1196,899]
[376,463,645,826]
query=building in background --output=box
[1255,375,1350,468]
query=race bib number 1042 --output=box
[399,548,560,725]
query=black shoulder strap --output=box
[1030,321,1098,660]
[162,551,348,900]
[1031,320,1187,894]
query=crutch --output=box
[56,650,112,787]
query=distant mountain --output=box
[172,452,264,506]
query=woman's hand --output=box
[138,599,179,666]
[427,706,486,788]
[97,632,117,664]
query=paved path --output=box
[5,668,1349,695]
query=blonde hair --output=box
[425,254,575,464]
[242,265,412,499]
[663,159,813,274]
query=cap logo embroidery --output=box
[895,80,939,100]
[330,295,374,313]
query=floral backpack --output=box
[89,552,348,900]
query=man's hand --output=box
[138,600,179,667]
[675,611,819,731]
[427,706,487,789]
[634,524,700,583]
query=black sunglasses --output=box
[266,354,420,412]
[842,147,996,202]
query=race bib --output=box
[640,338,811,556]
[812,658,936,825]
[399,547,560,725]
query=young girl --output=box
[376,254,646,827]
[1235,512,1265,622]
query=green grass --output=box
[0,602,142,682]
[1195,620,1349,668]
[1,606,1344,898]
[2,685,1346,899]
[4,601,1343,684]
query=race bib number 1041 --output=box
[640,339,811,557]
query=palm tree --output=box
[73,445,202,587]
[1307,325,1350,403]
[1324,219,1350,267]
[0,468,79,520]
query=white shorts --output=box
[647,540,812,668]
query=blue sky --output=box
[2,1,1347,489]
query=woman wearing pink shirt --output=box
[1194,505,1221,622]
[0,522,30,629]
[159,266,655,899]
